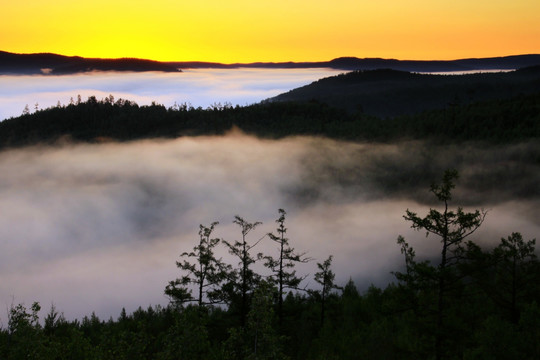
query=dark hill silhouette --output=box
[267,66,540,117]
[168,54,540,71]
[0,51,181,74]
[2,51,539,74]
[51,58,181,74]
[325,55,540,72]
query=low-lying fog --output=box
[0,68,343,121]
[0,132,538,321]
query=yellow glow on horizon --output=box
[2,0,539,62]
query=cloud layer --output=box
[0,134,538,321]
[0,68,343,120]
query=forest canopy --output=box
[0,90,539,150]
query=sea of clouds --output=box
[0,68,344,120]
[0,132,538,321]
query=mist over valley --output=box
[0,132,538,320]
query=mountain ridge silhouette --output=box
[2,50,540,74]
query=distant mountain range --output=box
[0,51,181,74]
[1,51,540,75]
[170,54,540,72]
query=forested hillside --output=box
[268,66,540,117]
[1,90,539,149]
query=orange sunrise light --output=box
[1,0,539,62]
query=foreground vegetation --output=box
[1,171,538,359]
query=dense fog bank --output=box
[0,133,538,320]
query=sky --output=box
[2,0,540,62]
